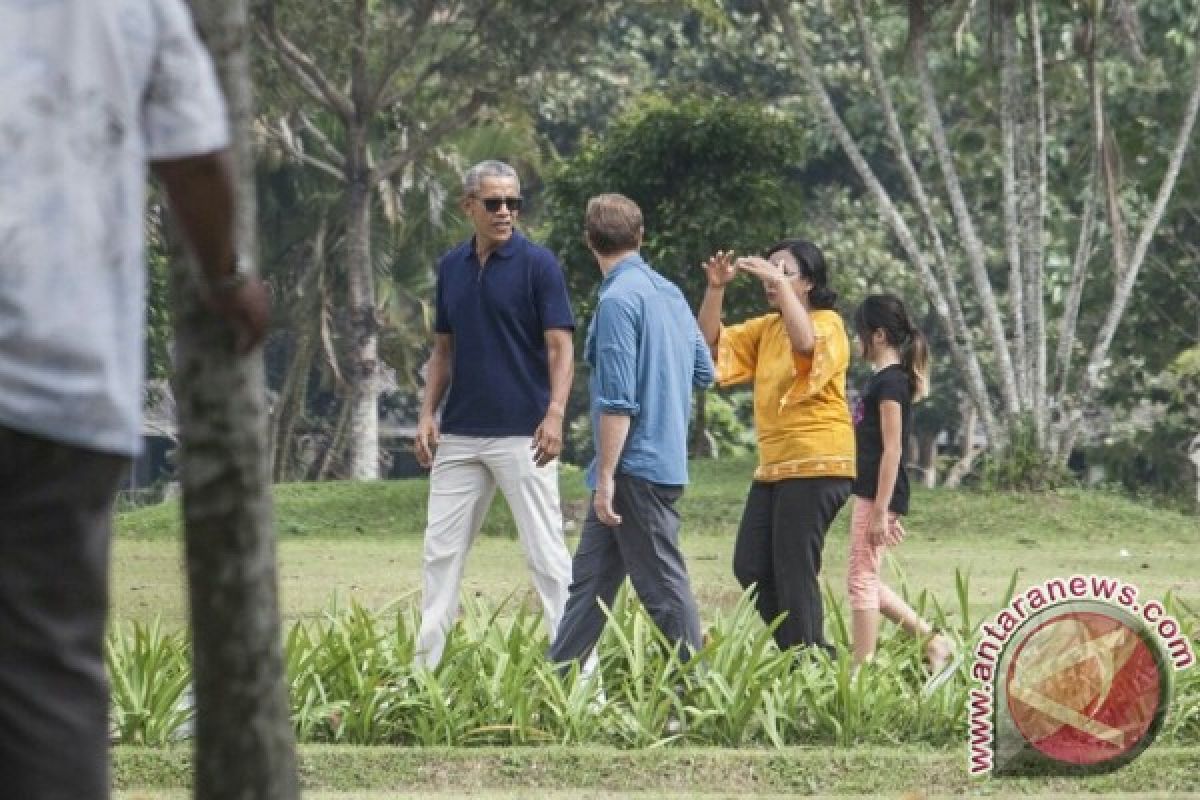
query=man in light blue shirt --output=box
[550,193,713,666]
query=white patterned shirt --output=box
[0,0,229,455]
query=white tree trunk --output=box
[849,0,994,434]
[1024,0,1049,444]
[1051,164,1098,461]
[999,3,1028,406]
[343,172,381,480]
[176,2,299,797]
[769,0,1002,444]
[911,19,1022,418]
[1066,42,1200,448]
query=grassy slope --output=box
[113,457,1200,628]
[111,471,1200,796]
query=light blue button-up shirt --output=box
[585,254,715,488]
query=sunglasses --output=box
[478,195,523,213]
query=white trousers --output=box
[416,434,571,668]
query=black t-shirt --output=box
[852,364,913,514]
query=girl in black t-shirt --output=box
[849,294,956,690]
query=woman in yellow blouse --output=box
[697,239,854,655]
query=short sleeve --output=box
[716,314,773,387]
[781,314,849,407]
[591,296,641,416]
[875,370,911,406]
[434,260,452,334]
[142,0,230,161]
[533,252,575,331]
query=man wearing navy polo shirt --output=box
[549,193,714,668]
[413,160,575,668]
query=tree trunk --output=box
[849,0,993,444]
[343,171,381,480]
[916,431,938,489]
[1063,37,1200,451]
[943,400,981,489]
[271,223,327,481]
[175,3,298,797]
[911,11,1021,419]
[1023,0,1050,446]
[768,0,1002,447]
[312,394,354,481]
[999,2,1028,405]
[689,390,718,459]
[271,325,314,481]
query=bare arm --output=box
[415,333,453,467]
[152,149,268,352]
[774,281,817,356]
[697,251,736,349]
[532,328,574,466]
[869,399,904,543]
[545,329,574,417]
[152,150,235,285]
[593,413,632,527]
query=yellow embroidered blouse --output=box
[716,310,856,482]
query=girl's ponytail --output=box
[902,325,929,401]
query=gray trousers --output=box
[0,426,128,800]
[549,473,702,665]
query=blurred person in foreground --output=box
[0,2,267,797]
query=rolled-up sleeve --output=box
[592,296,641,416]
[693,325,715,389]
[781,317,849,406]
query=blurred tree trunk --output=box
[689,390,716,459]
[914,432,938,489]
[172,2,298,797]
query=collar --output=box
[468,230,523,263]
[600,252,645,290]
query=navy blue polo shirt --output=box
[434,231,575,436]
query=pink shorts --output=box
[847,496,906,611]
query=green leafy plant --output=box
[107,576,1199,748]
[106,619,192,746]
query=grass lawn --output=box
[111,745,1200,797]
[113,457,1200,629]
[116,794,1200,799]
[110,471,1200,797]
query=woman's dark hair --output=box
[854,293,930,400]
[764,238,838,310]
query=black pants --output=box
[549,473,703,665]
[732,477,851,652]
[0,426,128,800]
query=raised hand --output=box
[734,255,787,286]
[702,250,737,289]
